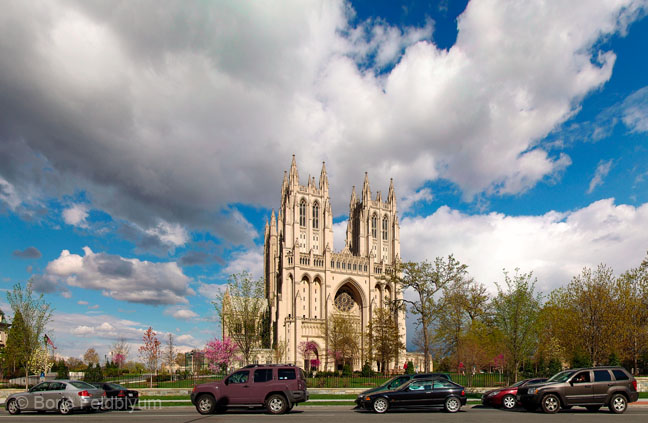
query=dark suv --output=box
[517,366,639,414]
[191,364,309,415]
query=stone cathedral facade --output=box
[263,156,407,372]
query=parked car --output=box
[481,378,547,409]
[357,377,467,413]
[517,366,639,414]
[354,372,451,407]
[90,382,139,410]
[191,364,309,415]
[5,380,105,415]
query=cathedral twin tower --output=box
[263,156,406,371]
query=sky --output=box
[1,0,648,360]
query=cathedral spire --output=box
[270,209,277,236]
[388,178,395,204]
[350,185,357,208]
[362,172,371,204]
[289,155,299,187]
[319,161,328,192]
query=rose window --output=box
[334,292,355,312]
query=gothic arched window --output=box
[312,202,319,229]
[382,215,388,239]
[299,199,307,227]
[371,213,377,238]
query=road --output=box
[1,405,648,422]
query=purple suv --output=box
[191,364,309,415]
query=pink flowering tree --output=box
[204,337,239,374]
[298,341,318,370]
[113,353,126,368]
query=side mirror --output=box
[224,378,229,385]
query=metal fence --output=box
[0,372,509,390]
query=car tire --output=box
[195,394,216,415]
[586,405,601,412]
[502,394,516,410]
[59,399,74,415]
[372,397,389,414]
[266,394,288,414]
[540,394,560,414]
[609,394,627,414]
[444,396,461,413]
[7,399,20,415]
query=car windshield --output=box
[511,380,526,387]
[106,383,126,390]
[547,371,575,383]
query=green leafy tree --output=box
[3,310,29,378]
[384,256,468,371]
[214,272,268,365]
[491,269,542,382]
[405,360,415,374]
[370,307,404,374]
[6,282,53,388]
[323,312,359,370]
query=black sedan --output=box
[358,377,467,413]
[90,382,139,410]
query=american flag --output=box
[44,334,57,349]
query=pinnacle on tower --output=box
[289,154,299,186]
[319,161,329,191]
[270,209,277,236]
[281,171,288,200]
[362,172,371,204]
[350,185,357,208]
[388,178,395,204]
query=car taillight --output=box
[192,386,196,392]
[461,390,465,396]
[632,380,637,391]
[117,390,125,397]
[78,390,90,397]
[102,391,106,397]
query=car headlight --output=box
[488,391,498,397]
[527,388,536,395]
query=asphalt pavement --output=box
[2,405,648,423]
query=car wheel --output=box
[7,399,20,415]
[59,399,73,415]
[372,397,389,414]
[609,394,627,414]
[502,394,516,410]
[444,396,461,413]
[586,405,601,412]
[195,394,216,415]
[266,394,288,414]
[540,394,560,414]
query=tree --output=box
[111,338,130,370]
[163,334,177,380]
[616,257,648,374]
[383,256,468,371]
[324,312,359,370]
[83,348,100,365]
[3,310,29,378]
[204,336,239,373]
[66,357,85,371]
[271,340,288,364]
[214,272,268,365]
[6,282,53,388]
[83,363,104,382]
[370,307,404,374]
[491,269,542,382]
[27,345,53,379]
[138,327,161,388]
[297,341,318,370]
[54,359,69,379]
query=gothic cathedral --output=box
[264,156,406,371]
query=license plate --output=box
[128,393,133,397]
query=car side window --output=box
[433,380,454,389]
[612,370,629,381]
[594,370,612,382]
[278,369,296,380]
[254,369,273,383]
[50,382,66,391]
[408,381,425,391]
[227,370,249,384]
[572,371,590,383]
[389,377,409,389]
[31,382,49,392]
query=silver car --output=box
[5,380,105,415]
